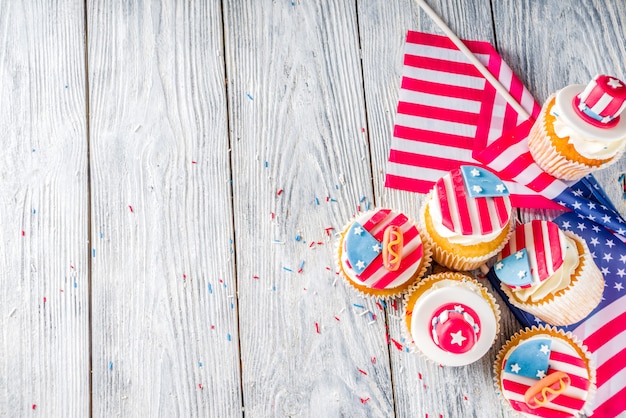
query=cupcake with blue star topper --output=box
[491,220,604,326]
[337,208,432,299]
[419,165,514,271]
[494,325,596,417]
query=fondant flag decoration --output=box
[486,197,626,416]
[504,338,552,380]
[344,222,381,276]
[384,31,551,209]
[494,249,533,288]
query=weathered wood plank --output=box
[87,1,241,416]
[224,1,396,416]
[493,0,626,220]
[0,1,90,416]
[357,1,522,417]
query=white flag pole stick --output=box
[416,0,531,120]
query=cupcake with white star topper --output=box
[491,220,604,326]
[419,165,514,271]
[528,74,626,180]
[494,325,596,417]
[403,271,501,366]
[337,208,432,299]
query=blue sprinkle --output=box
[335,184,339,190]
[208,283,213,294]
[223,282,227,288]
[92,248,96,257]
[353,303,365,309]
[299,260,305,270]
[246,93,253,100]
[283,267,293,272]
[329,198,337,203]
[369,312,375,320]
[380,300,387,309]
[264,161,268,168]
[366,202,371,211]
[314,197,319,205]
[99,232,103,239]
[32,149,35,152]
[295,235,301,241]
[73,282,77,288]
[108,361,113,370]
[359,196,366,202]
[64,85,68,89]
[32,209,37,214]
[227,333,231,341]
[272,286,277,291]
[230,303,234,309]
[199,362,203,367]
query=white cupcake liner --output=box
[493,325,597,417]
[418,193,514,271]
[528,97,626,181]
[499,231,604,326]
[402,272,501,365]
[335,209,433,301]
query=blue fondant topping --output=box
[493,248,533,287]
[345,222,382,276]
[505,338,552,380]
[460,165,510,198]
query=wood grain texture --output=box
[493,0,626,220]
[358,1,520,417]
[224,1,395,416]
[0,1,90,416]
[87,0,241,416]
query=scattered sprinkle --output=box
[253,275,260,280]
[198,383,203,390]
[360,397,370,404]
[277,189,283,196]
[264,161,268,168]
[371,357,376,364]
[21,230,25,236]
[391,338,404,351]
[315,322,320,334]
[314,197,319,205]
[246,93,253,100]
[324,227,334,236]
[109,362,113,370]
[353,303,365,309]
[208,283,213,294]
[32,404,36,410]
[128,205,134,213]
[359,196,366,202]
[92,248,96,258]
[282,267,293,272]
[199,362,203,367]
[358,369,368,376]
[334,316,340,321]
[227,334,231,341]
[295,235,301,241]
[418,372,422,380]
[297,260,305,273]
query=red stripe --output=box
[600,96,624,117]
[393,125,475,149]
[503,73,525,133]
[596,347,626,387]
[372,214,409,241]
[546,222,563,272]
[503,380,586,414]
[384,174,433,194]
[583,309,626,352]
[590,385,626,418]
[499,152,535,179]
[509,400,574,418]
[404,54,483,78]
[549,350,586,369]
[526,171,561,193]
[531,221,549,281]
[514,222,527,253]
[473,119,534,164]
[585,86,604,108]
[502,378,529,395]
[436,178,455,233]
[475,197,493,234]
[372,243,424,289]
[451,169,474,235]
[361,209,391,230]
[405,31,495,55]
[493,196,509,228]
[401,77,484,101]
[397,102,480,125]
[509,194,564,210]
[388,150,473,171]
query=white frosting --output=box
[428,176,511,245]
[551,85,626,159]
[512,235,580,303]
[409,279,497,366]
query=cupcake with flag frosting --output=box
[337,208,432,299]
[419,165,514,271]
[528,74,626,180]
[403,271,500,366]
[492,220,604,326]
[494,325,596,417]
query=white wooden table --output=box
[1,1,625,416]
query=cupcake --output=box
[419,165,513,271]
[403,271,500,366]
[492,220,604,326]
[494,325,596,417]
[337,208,431,299]
[528,74,626,180]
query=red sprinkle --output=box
[392,300,398,310]
[391,338,403,351]
[21,230,25,236]
[43,297,47,303]
[315,322,320,334]
[32,404,36,410]
[375,302,383,311]
[129,205,134,213]
[324,227,334,236]
[198,383,203,390]
[360,397,370,404]
[418,372,423,380]
[371,357,376,364]
[270,212,275,219]
[253,275,259,280]
[192,161,197,164]
[334,316,340,321]
[277,189,283,196]
[183,274,187,280]
[358,369,367,375]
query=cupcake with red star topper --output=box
[491,220,604,326]
[419,165,514,271]
[528,74,626,180]
[337,208,432,299]
[403,271,500,366]
[494,325,596,417]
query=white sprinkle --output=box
[368,320,376,325]
[359,309,370,317]
[8,308,16,317]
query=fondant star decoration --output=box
[536,370,547,379]
[495,262,504,270]
[608,77,623,89]
[372,244,381,253]
[539,344,550,355]
[517,270,526,278]
[495,184,506,193]
[515,251,524,260]
[353,226,363,235]
[470,168,480,177]
[356,260,365,270]
[510,363,521,374]
[472,185,483,193]
[450,330,467,346]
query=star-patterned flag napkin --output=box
[486,204,626,417]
